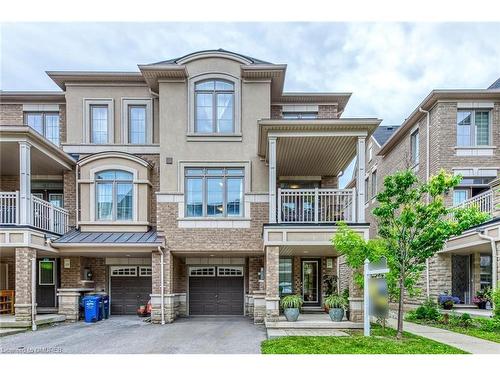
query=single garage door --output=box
[189,266,244,315]
[110,266,152,315]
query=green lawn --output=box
[406,319,500,343]
[261,327,467,354]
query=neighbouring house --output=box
[350,81,500,310]
[0,49,381,326]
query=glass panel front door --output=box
[302,260,319,304]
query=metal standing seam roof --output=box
[53,229,162,244]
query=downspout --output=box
[419,107,431,298]
[157,245,165,325]
[477,232,498,293]
[31,257,37,331]
[75,163,80,230]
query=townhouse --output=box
[0,49,381,326]
[358,82,500,308]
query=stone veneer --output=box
[14,247,36,322]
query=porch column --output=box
[151,249,176,324]
[356,136,366,222]
[18,141,32,225]
[15,247,37,323]
[268,136,277,223]
[265,246,280,322]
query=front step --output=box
[453,304,478,310]
[301,306,325,314]
[0,314,65,329]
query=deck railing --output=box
[0,191,69,235]
[451,190,493,216]
[278,188,356,223]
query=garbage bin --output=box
[101,295,109,319]
[82,295,102,323]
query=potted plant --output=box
[322,274,338,312]
[438,294,460,310]
[280,294,303,322]
[473,288,491,309]
[324,294,347,322]
[342,289,350,321]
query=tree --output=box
[333,169,489,339]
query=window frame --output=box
[95,170,134,221]
[279,257,293,296]
[194,79,235,134]
[122,98,153,144]
[456,109,491,147]
[371,170,377,199]
[184,167,244,218]
[38,260,55,286]
[410,129,419,167]
[84,99,114,144]
[24,111,60,146]
[453,188,470,206]
[48,193,64,208]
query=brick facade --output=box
[271,105,282,119]
[0,104,23,126]
[60,256,107,291]
[0,175,19,191]
[318,104,338,119]
[14,247,36,321]
[248,256,264,293]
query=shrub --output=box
[408,299,441,322]
[492,287,500,319]
[477,317,500,332]
[280,294,303,309]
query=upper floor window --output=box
[25,112,60,146]
[371,171,377,198]
[128,105,147,144]
[185,167,244,217]
[453,188,469,206]
[282,112,318,120]
[410,129,419,166]
[90,105,109,144]
[195,80,234,134]
[457,110,491,147]
[95,170,133,221]
[368,144,373,161]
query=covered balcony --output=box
[0,126,75,237]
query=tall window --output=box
[410,129,419,166]
[96,170,133,220]
[453,189,469,206]
[364,177,369,203]
[195,80,234,133]
[90,105,109,144]
[185,167,244,217]
[371,171,377,198]
[25,112,60,145]
[457,110,491,147]
[480,254,492,289]
[128,105,147,144]
[279,258,293,296]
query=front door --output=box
[36,259,58,308]
[302,260,320,306]
[452,255,472,304]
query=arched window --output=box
[195,80,234,134]
[95,170,133,220]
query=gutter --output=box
[477,231,498,292]
[157,245,166,325]
[419,107,431,298]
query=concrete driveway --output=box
[0,316,267,354]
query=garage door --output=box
[189,266,244,315]
[110,266,152,315]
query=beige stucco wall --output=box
[158,57,270,194]
[64,85,158,144]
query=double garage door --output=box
[110,266,152,315]
[189,266,244,316]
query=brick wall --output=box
[249,256,264,293]
[271,105,282,119]
[15,247,36,304]
[60,256,107,291]
[157,202,267,253]
[321,176,338,188]
[59,104,66,146]
[318,105,338,119]
[63,170,77,228]
[0,176,19,191]
[173,256,186,293]
[0,104,23,125]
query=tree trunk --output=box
[396,276,405,340]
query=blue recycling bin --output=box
[82,295,102,323]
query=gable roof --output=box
[489,77,500,89]
[372,125,400,147]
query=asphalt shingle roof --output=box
[488,77,500,89]
[53,229,162,244]
[372,125,400,146]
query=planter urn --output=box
[284,308,300,322]
[329,307,344,322]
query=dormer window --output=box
[195,80,234,134]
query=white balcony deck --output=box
[0,191,69,235]
[451,189,493,216]
[277,188,356,223]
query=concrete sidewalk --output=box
[387,318,500,354]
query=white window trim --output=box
[38,260,55,286]
[217,266,244,277]
[410,128,420,167]
[139,266,152,277]
[187,73,241,137]
[189,266,216,277]
[110,266,138,277]
[456,109,492,148]
[84,98,114,144]
[89,165,138,222]
[121,98,153,145]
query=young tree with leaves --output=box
[333,169,489,339]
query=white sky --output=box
[1,22,499,186]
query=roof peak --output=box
[147,48,272,66]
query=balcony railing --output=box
[0,191,69,235]
[451,190,494,216]
[277,188,356,223]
